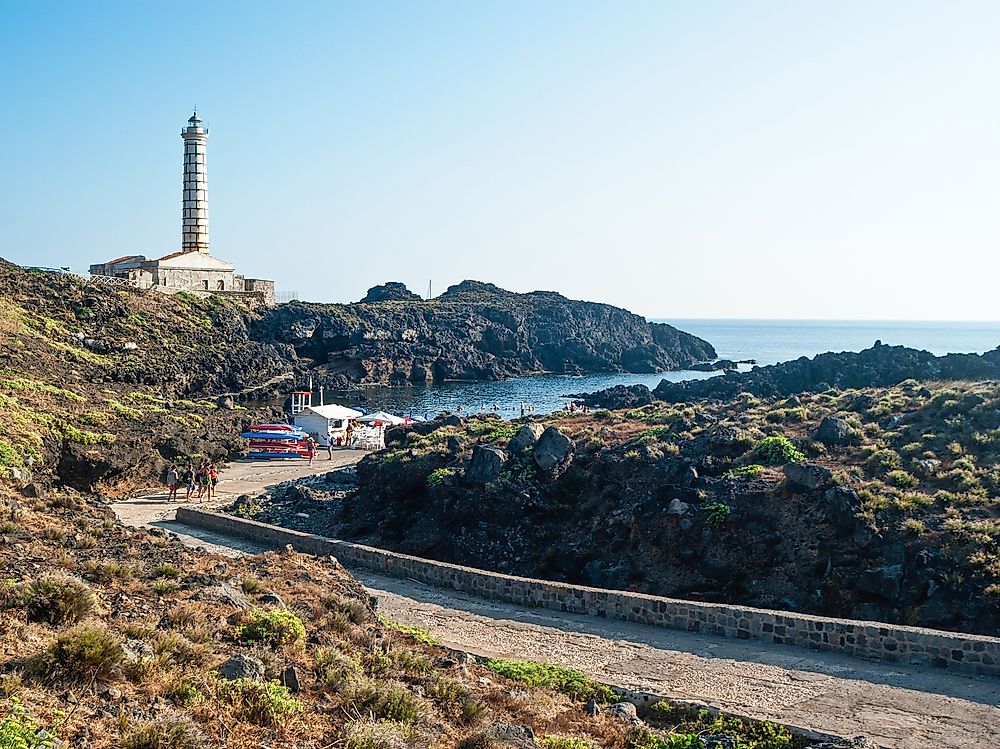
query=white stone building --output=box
[90,111,275,306]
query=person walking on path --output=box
[326,430,334,460]
[182,463,195,501]
[306,439,316,466]
[209,464,219,501]
[165,464,179,502]
[196,463,210,501]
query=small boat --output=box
[241,424,313,459]
[248,423,299,433]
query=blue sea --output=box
[339,320,1000,420]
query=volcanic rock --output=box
[255,280,715,385]
[360,282,422,303]
[783,463,833,492]
[648,342,1000,403]
[467,445,508,484]
[815,417,859,446]
[508,424,545,454]
[219,653,266,681]
[533,427,574,471]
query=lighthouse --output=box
[90,111,275,305]
[181,111,210,253]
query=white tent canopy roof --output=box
[355,410,406,425]
[300,404,364,420]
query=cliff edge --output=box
[253,280,716,386]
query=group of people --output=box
[164,460,220,502]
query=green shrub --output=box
[953,456,976,472]
[392,650,433,676]
[312,648,361,690]
[107,401,142,419]
[630,704,794,749]
[540,737,595,749]
[428,677,485,724]
[866,448,902,473]
[217,679,303,727]
[344,718,420,749]
[120,718,206,749]
[0,697,59,749]
[0,439,24,470]
[44,625,123,682]
[153,564,181,580]
[886,470,918,489]
[902,518,926,535]
[55,423,116,446]
[639,426,673,440]
[751,436,804,466]
[482,659,615,702]
[345,680,425,723]
[941,468,981,492]
[0,378,83,402]
[166,677,204,707]
[725,464,764,478]
[235,608,305,648]
[82,560,134,584]
[23,575,97,626]
[153,581,178,596]
[378,615,437,645]
[154,633,208,667]
[426,468,455,488]
[703,503,732,528]
[765,407,808,423]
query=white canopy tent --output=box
[294,404,364,446]
[355,410,406,426]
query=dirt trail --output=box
[112,459,1000,749]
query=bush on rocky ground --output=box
[22,574,97,626]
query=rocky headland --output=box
[0,260,715,492]
[252,280,716,387]
[577,342,1000,409]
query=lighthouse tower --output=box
[181,111,210,253]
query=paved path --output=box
[113,459,1000,749]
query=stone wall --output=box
[176,507,1000,678]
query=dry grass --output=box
[0,487,652,749]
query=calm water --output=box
[332,320,1000,420]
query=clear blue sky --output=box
[2,1,998,319]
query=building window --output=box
[203,280,209,290]
[217,280,224,290]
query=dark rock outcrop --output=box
[360,282,422,303]
[649,342,1000,403]
[252,280,715,385]
[533,427,574,471]
[783,463,833,492]
[815,416,859,446]
[508,424,544,455]
[218,654,265,681]
[570,384,654,410]
[467,445,508,484]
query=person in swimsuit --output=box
[165,465,178,502]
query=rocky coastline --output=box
[252,280,716,388]
[575,342,1000,409]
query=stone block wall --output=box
[176,507,1000,678]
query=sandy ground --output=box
[112,457,1000,749]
